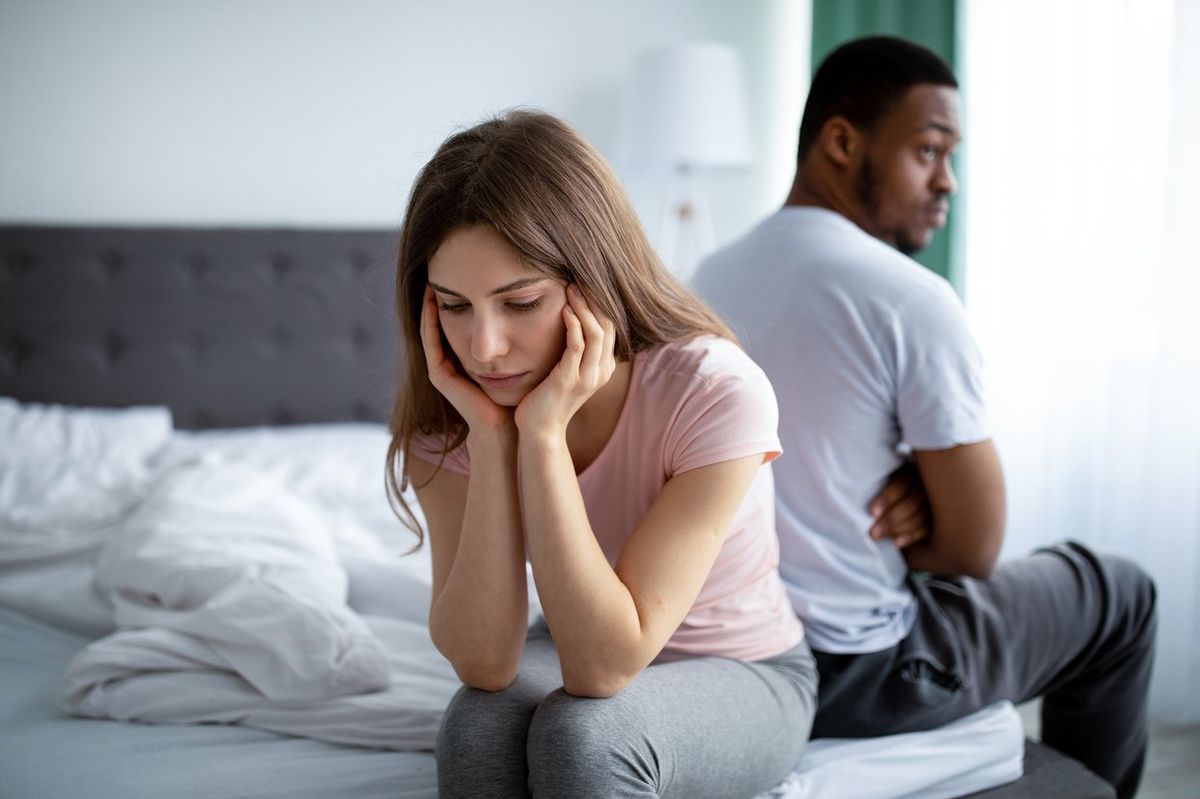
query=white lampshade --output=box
[627,42,753,169]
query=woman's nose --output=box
[470,314,509,363]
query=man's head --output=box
[793,36,961,255]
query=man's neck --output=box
[783,170,861,224]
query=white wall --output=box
[0,0,809,250]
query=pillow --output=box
[0,397,173,544]
[156,423,424,555]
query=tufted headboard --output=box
[0,225,402,429]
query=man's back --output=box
[696,36,1156,797]
[694,206,988,653]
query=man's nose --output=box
[470,314,509,363]
[935,157,958,195]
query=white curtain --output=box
[961,0,1200,724]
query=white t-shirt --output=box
[693,207,989,653]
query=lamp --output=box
[626,42,753,280]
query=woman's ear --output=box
[817,116,861,168]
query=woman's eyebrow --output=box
[429,277,547,298]
[488,277,547,296]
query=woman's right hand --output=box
[420,286,513,433]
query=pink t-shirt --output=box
[411,335,804,662]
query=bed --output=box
[0,225,1110,799]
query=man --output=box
[693,36,1156,799]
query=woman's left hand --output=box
[514,284,617,436]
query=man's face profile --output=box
[853,84,961,255]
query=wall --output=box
[0,0,810,251]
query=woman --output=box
[386,110,815,798]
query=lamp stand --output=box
[657,164,715,282]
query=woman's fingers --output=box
[566,284,615,387]
[562,300,586,366]
[420,287,451,379]
[419,287,439,362]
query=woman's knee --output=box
[526,690,657,797]
[437,681,542,763]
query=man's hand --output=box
[868,460,931,549]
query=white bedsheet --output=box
[767,701,1025,799]
[1,403,1024,796]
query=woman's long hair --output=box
[386,109,735,545]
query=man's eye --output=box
[920,145,939,159]
[437,302,469,314]
[507,298,543,313]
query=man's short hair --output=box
[797,36,958,159]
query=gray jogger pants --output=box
[811,541,1157,799]
[436,624,817,798]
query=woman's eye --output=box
[437,302,469,314]
[507,298,543,313]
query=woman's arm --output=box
[514,285,765,697]
[520,439,763,698]
[413,287,528,691]
[412,430,527,692]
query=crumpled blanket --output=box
[58,456,460,750]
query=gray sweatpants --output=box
[436,624,817,798]
[811,541,1157,799]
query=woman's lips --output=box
[474,371,530,389]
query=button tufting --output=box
[99,251,124,279]
[272,407,294,425]
[269,254,292,280]
[194,410,215,429]
[3,252,33,279]
[349,251,370,275]
[2,336,33,370]
[187,254,210,282]
[351,403,374,421]
[101,331,127,364]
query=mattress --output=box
[0,400,1025,798]
[0,607,438,799]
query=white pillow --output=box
[156,423,424,554]
[0,397,173,544]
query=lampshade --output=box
[627,42,753,169]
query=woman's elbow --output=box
[561,666,634,699]
[433,637,519,692]
[453,660,519,693]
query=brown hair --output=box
[386,109,735,545]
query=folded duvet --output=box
[58,456,460,750]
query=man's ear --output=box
[817,116,861,168]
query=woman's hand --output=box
[420,286,513,433]
[514,284,617,436]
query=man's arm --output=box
[899,439,1006,579]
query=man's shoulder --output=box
[698,207,950,305]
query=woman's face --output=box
[427,224,568,406]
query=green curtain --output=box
[810,0,963,292]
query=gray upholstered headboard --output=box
[0,225,401,429]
